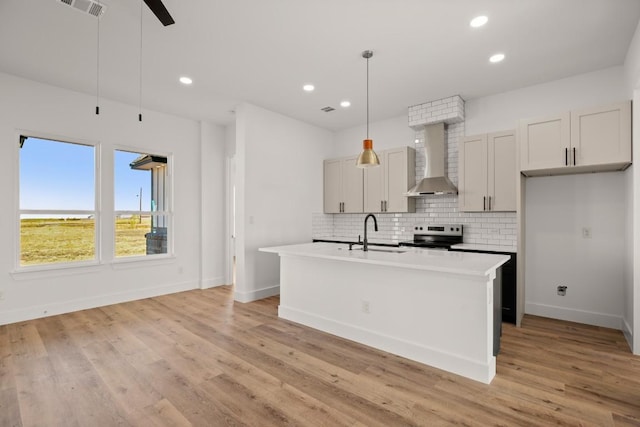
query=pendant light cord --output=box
[96,9,100,115]
[139,0,143,122]
[366,55,369,139]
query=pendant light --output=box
[356,50,380,168]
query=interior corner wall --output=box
[0,72,205,325]
[200,121,227,289]
[233,103,334,303]
[624,19,640,354]
[631,87,640,353]
[525,173,626,329]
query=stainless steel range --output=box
[399,223,463,250]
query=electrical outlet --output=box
[557,285,567,296]
[582,227,592,239]
[361,300,370,314]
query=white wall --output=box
[624,20,640,354]
[234,103,333,302]
[632,89,640,354]
[465,66,628,135]
[0,71,226,325]
[525,173,626,328]
[200,121,227,289]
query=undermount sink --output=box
[335,244,407,254]
[366,248,407,253]
[350,247,407,254]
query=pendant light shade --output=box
[356,139,380,168]
[356,50,380,168]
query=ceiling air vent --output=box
[321,106,335,113]
[58,0,106,18]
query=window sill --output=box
[10,255,176,279]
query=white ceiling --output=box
[1,0,639,131]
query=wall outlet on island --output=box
[361,300,370,314]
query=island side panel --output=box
[277,254,496,384]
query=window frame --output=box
[112,146,174,262]
[15,131,101,272]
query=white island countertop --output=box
[260,242,509,277]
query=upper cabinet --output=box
[459,130,516,212]
[324,146,415,214]
[364,146,416,213]
[519,101,631,176]
[323,156,363,213]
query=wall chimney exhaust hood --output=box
[405,122,458,196]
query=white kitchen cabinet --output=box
[364,146,416,213]
[519,113,570,172]
[571,102,631,167]
[323,156,363,213]
[519,101,631,176]
[459,130,516,212]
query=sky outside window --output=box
[114,150,152,211]
[20,138,151,214]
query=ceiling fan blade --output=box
[143,0,175,26]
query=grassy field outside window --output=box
[20,217,151,266]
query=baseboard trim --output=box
[0,281,198,326]
[200,276,227,289]
[234,284,280,303]
[278,305,495,384]
[525,302,622,330]
[622,317,633,351]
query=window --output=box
[114,149,171,258]
[19,136,97,267]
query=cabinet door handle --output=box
[381,200,384,212]
[565,148,568,166]
[489,196,492,211]
[483,196,486,211]
[573,147,576,166]
[384,200,387,212]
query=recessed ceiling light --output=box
[179,76,193,85]
[489,53,505,63]
[414,139,420,144]
[303,84,315,92]
[340,100,351,108]
[470,15,488,28]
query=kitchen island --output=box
[260,242,509,383]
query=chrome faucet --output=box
[363,213,378,251]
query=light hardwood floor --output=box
[1,285,639,426]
